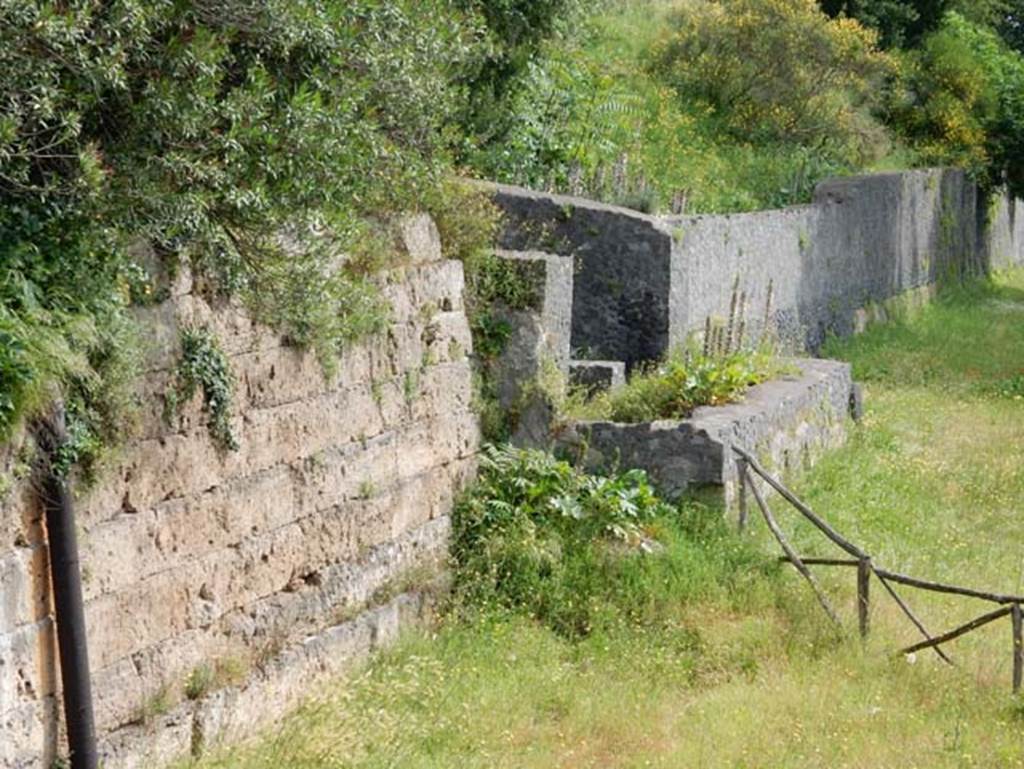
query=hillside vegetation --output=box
[4,0,1024,476]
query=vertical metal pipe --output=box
[38,407,98,769]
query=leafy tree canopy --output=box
[819,0,1017,47]
[0,0,482,464]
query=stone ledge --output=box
[569,360,626,396]
[557,358,855,509]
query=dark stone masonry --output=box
[489,169,1024,361]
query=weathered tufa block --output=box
[569,360,626,396]
[400,214,443,265]
[492,250,573,369]
[557,359,855,511]
[487,250,573,448]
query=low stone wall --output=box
[490,169,1024,363]
[0,218,480,768]
[557,359,855,509]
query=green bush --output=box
[819,0,945,48]
[818,0,1011,49]
[451,444,772,637]
[0,0,479,461]
[889,12,1024,194]
[456,0,586,149]
[655,0,895,167]
[568,348,782,424]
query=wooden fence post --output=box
[1012,603,1022,695]
[858,557,871,640]
[737,458,749,534]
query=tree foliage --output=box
[454,0,586,155]
[655,0,894,165]
[0,0,477,456]
[819,0,1011,47]
[890,12,1024,194]
[819,0,945,47]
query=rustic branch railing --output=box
[733,445,1021,691]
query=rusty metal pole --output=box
[38,406,98,769]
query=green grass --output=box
[188,271,1024,768]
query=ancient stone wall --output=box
[0,218,479,768]
[672,169,1017,349]
[6,168,1023,768]
[491,184,676,369]
[557,359,855,509]
[490,169,1024,362]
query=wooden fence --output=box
[733,445,1024,692]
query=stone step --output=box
[569,360,626,395]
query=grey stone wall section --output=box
[488,250,573,448]
[557,359,853,508]
[493,250,573,369]
[569,361,627,396]
[670,169,1024,350]
[489,183,678,369]
[0,218,480,769]
[491,170,1024,365]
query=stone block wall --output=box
[490,169,1024,363]
[557,359,854,509]
[0,218,479,768]
[488,249,573,447]
[672,169,1016,349]
[490,184,677,369]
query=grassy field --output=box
[190,272,1024,769]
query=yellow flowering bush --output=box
[654,0,895,164]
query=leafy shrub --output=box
[887,14,999,174]
[456,0,586,147]
[819,0,945,48]
[569,348,782,424]
[166,327,238,452]
[654,0,895,166]
[0,255,139,476]
[0,0,480,463]
[451,444,772,637]
[818,0,1011,49]
[452,445,664,632]
[889,12,1024,194]
[463,40,641,196]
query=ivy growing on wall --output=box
[166,327,239,452]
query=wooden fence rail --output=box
[733,445,1022,692]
